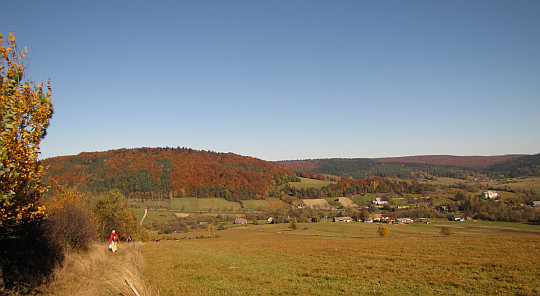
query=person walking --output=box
[109,230,120,253]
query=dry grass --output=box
[302,199,334,210]
[337,197,358,208]
[242,198,290,211]
[142,223,540,296]
[41,242,156,296]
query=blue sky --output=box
[2,1,539,160]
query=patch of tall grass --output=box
[41,242,156,295]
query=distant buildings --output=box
[481,191,499,199]
[234,217,248,225]
[372,197,389,207]
[333,217,353,222]
[396,218,414,224]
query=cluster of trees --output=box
[274,177,430,200]
[43,147,297,199]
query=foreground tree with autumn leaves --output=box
[0,32,60,291]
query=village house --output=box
[234,217,248,225]
[532,201,540,207]
[372,197,389,207]
[451,215,464,221]
[481,190,499,199]
[396,218,414,224]
[369,214,390,223]
[333,217,353,222]
[170,226,185,233]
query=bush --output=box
[47,202,95,252]
[46,185,96,252]
[0,220,64,291]
[440,227,453,235]
[377,225,389,237]
[290,217,298,230]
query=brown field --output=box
[337,197,359,208]
[302,199,334,210]
[241,197,290,211]
[43,221,540,295]
[142,222,540,296]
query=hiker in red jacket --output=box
[109,230,120,253]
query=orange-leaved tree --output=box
[1,31,56,291]
[0,31,53,230]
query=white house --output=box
[396,218,414,224]
[372,197,389,207]
[333,217,353,222]
[482,191,499,199]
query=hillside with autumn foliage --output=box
[42,147,298,200]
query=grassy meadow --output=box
[141,221,540,296]
[289,177,337,189]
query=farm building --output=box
[396,218,414,224]
[234,217,248,225]
[481,191,499,199]
[370,214,390,223]
[451,215,464,221]
[333,217,353,222]
[372,197,389,207]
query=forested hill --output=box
[42,147,297,199]
[375,155,526,168]
[277,154,539,179]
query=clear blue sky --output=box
[3,1,539,160]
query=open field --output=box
[289,177,337,189]
[302,199,334,210]
[426,176,540,194]
[241,198,290,211]
[337,197,359,208]
[491,177,540,193]
[133,208,178,227]
[171,197,243,212]
[142,221,540,296]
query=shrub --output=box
[47,203,95,252]
[46,185,96,252]
[0,220,64,291]
[290,217,298,230]
[377,225,389,237]
[440,227,453,235]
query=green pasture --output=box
[241,197,289,211]
[288,177,336,189]
[171,197,243,212]
[132,208,178,227]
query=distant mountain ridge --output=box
[373,154,526,168]
[277,154,539,179]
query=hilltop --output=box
[43,147,297,200]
